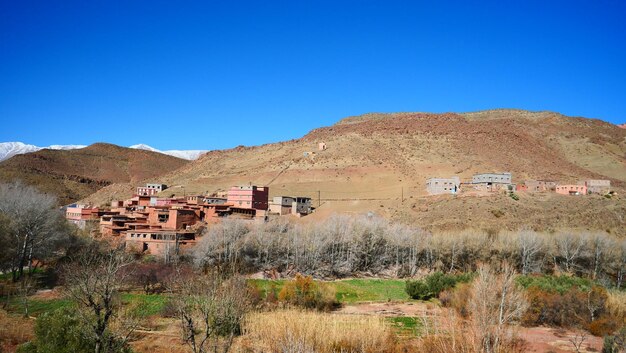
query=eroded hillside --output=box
[80,110,626,234]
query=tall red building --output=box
[227,185,269,210]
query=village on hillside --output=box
[64,140,614,260]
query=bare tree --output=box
[586,233,613,280]
[172,271,250,353]
[554,232,583,273]
[516,230,544,275]
[615,240,626,289]
[568,331,587,353]
[469,263,528,353]
[0,182,68,282]
[62,243,135,353]
[17,274,37,318]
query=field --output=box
[1,276,615,353]
[249,278,411,303]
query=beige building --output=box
[579,179,610,194]
[269,196,313,216]
[426,177,460,195]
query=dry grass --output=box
[0,309,34,352]
[238,310,396,353]
[606,290,626,325]
[417,311,527,353]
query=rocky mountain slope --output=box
[0,143,188,204]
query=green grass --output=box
[385,316,423,336]
[120,293,170,317]
[332,279,409,303]
[3,292,169,318]
[4,297,72,316]
[248,278,410,304]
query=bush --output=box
[516,275,593,294]
[439,282,472,317]
[602,327,626,353]
[277,274,339,311]
[588,317,620,337]
[522,284,618,336]
[406,272,473,300]
[17,307,132,353]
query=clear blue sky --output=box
[1,1,625,150]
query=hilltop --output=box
[80,109,626,234]
[0,143,188,204]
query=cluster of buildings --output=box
[426,173,611,196]
[65,183,313,257]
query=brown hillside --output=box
[0,143,188,205]
[81,110,626,234]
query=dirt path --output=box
[336,301,439,318]
[519,327,603,353]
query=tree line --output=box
[193,215,626,287]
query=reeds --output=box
[240,309,394,353]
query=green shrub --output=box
[509,192,520,201]
[602,327,626,353]
[405,272,473,300]
[16,307,133,353]
[516,274,593,294]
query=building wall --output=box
[227,186,269,210]
[556,185,587,195]
[292,197,312,215]
[125,231,195,256]
[426,177,460,195]
[269,203,291,215]
[580,179,611,194]
[165,208,200,230]
[136,187,158,196]
[525,180,557,192]
[472,173,512,184]
[146,183,167,192]
[273,196,295,207]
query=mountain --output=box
[0,143,189,205]
[0,142,86,162]
[82,109,626,235]
[0,142,207,162]
[619,123,626,129]
[129,144,208,160]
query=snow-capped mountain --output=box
[0,142,86,162]
[129,144,208,160]
[0,142,208,162]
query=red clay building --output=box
[147,207,201,230]
[227,186,269,210]
[124,229,196,256]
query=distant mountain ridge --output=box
[0,143,189,204]
[0,142,86,162]
[0,142,207,162]
[128,144,208,160]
